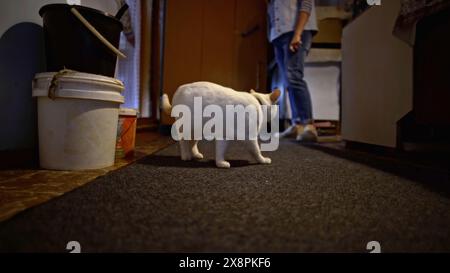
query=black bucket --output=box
[39,4,124,77]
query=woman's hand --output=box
[289,33,302,53]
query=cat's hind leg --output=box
[215,140,230,168]
[247,139,271,164]
[179,139,192,161]
[190,140,204,159]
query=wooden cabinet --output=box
[341,0,413,148]
[161,0,268,125]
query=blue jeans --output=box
[273,31,313,125]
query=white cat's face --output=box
[250,88,281,122]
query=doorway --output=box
[158,0,269,126]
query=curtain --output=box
[116,0,142,115]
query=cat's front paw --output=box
[192,152,204,160]
[259,157,272,164]
[216,160,231,169]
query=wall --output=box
[341,0,413,147]
[0,0,68,151]
[0,0,68,36]
[313,18,344,44]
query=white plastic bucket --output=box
[32,71,124,170]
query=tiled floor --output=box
[0,132,173,222]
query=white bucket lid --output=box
[119,108,138,116]
[32,71,125,103]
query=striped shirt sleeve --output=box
[299,0,313,14]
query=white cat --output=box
[161,82,280,168]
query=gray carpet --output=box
[1,140,450,252]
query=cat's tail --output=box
[161,93,172,116]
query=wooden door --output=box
[233,0,268,92]
[161,0,268,125]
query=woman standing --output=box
[268,0,319,142]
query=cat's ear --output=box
[270,88,281,103]
[250,89,256,94]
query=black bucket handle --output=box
[115,4,129,20]
[70,7,126,58]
